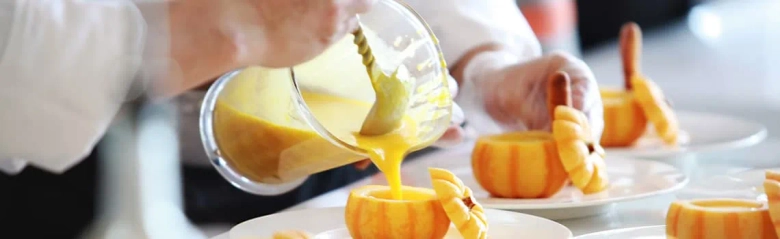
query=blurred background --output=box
[3,0,779,238]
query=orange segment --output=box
[552,106,609,194]
[631,75,679,145]
[666,199,777,239]
[345,185,450,239]
[429,168,488,239]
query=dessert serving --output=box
[766,170,780,238]
[666,198,777,239]
[665,170,780,239]
[345,185,451,239]
[345,168,488,239]
[471,131,568,199]
[600,22,679,148]
[471,72,609,199]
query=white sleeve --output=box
[403,0,543,66]
[0,0,148,174]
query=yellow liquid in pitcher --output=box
[214,91,418,200]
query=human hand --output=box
[354,75,466,170]
[163,0,376,96]
[457,50,604,140]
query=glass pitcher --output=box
[198,0,452,195]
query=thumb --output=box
[553,51,604,140]
[432,102,466,148]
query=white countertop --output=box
[210,1,780,238]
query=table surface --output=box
[209,0,780,238]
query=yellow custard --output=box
[214,91,418,200]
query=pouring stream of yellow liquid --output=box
[215,91,418,200]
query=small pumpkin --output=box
[600,22,648,147]
[344,185,450,239]
[272,230,312,239]
[600,88,647,147]
[666,198,778,239]
[550,72,610,194]
[471,131,568,198]
[765,170,780,238]
[600,22,680,147]
[429,167,488,239]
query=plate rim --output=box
[731,167,780,178]
[603,110,767,157]
[574,225,666,238]
[476,156,690,210]
[229,207,574,239]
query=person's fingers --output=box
[354,158,372,170]
[328,15,359,44]
[429,98,466,148]
[344,16,359,33]
[341,0,377,15]
[551,51,605,140]
[447,74,459,98]
[432,125,466,148]
[587,98,605,142]
[549,50,595,111]
[451,102,465,126]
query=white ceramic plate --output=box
[228,207,573,239]
[676,167,780,201]
[468,156,687,219]
[604,111,767,158]
[385,147,688,220]
[575,225,665,239]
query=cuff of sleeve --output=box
[0,159,27,175]
[127,2,172,101]
[425,0,542,68]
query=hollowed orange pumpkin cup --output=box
[471,131,569,199]
[765,170,780,238]
[471,72,611,198]
[666,198,778,239]
[345,185,451,239]
[600,88,648,147]
[601,22,679,147]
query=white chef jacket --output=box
[0,0,541,174]
[0,0,155,174]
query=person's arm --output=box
[0,0,376,175]
[407,0,602,137]
[0,0,149,174]
[403,0,543,134]
[404,0,541,84]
